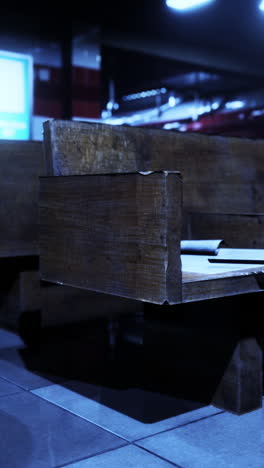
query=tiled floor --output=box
[0,323,263,468]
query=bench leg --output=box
[212,336,262,415]
[0,270,41,330]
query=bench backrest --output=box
[43,120,264,248]
[0,140,45,257]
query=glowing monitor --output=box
[0,51,33,140]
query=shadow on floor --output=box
[15,292,263,423]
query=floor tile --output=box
[33,380,221,442]
[0,391,126,468]
[0,348,64,390]
[0,328,25,350]
[63,445,175,467]
[0,376,22,397]
[137,408,264,468]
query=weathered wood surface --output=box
[182,273,264,303]
[0,140,143,328]
[0,140,45,257]
[182,249,264,301]
[212,337,262,414]
[39,172,182,305]
[43,119,264,214]
[186,212,264,249]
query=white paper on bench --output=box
[181,248,264,276]
[180,239,224,255]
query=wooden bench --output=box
[39,119,264,414]
[0,140,43,330]
[0,139,139,333]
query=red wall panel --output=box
[33,64,101,119]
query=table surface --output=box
[182,248,264,283]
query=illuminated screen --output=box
[0,51,33,140]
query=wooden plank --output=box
[182,249,264,301]
[182,249,264,280]
[183,183,264,213]
[43,119,264,213]
[182,273,264,303]
[39,172,182,305]
[186,212,264,248]
[143,302,263,415]
[0,140,45,257]
[212,337,263,414]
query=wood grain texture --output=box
[182,273,264,303]
[0,140,45,257]
[43,119,264,213]
[186,212,264,249]
[39,172,182,304]
[212,337,263,414]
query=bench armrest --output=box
[39,171,182,304]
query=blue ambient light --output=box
[260,0,264,11]
[225,100,245,110]
[0,50,33,140]
[166,0,215,11]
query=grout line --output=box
[133,409,225,443]
[0,374,29,391]
[134,444,185,468]
[30,380,70,392]
[55,443,130,468]
[31,387,226,445]
[56,443,182,468]
[0,372,58,393]
[29,390,131,443]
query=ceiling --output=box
[100,0,264,60]
[1,1,264,64]
[2,1,264,113]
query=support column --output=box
[212,336,262,414]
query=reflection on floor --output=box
[0,300,263,467]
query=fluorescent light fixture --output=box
[123,88,167,102]
[168,96,181,107]
[252,109,264,117]
[259,0,264,11]
[225,100,244,110]
[166,0,215,11]
[211,101,220,110]
[164,122,181,130]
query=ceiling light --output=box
[211,101,220,110]
[166,0,215,11]
[123,88,167,102]
[168,96,180,107]
[225,100,245,110]
[164,122,181,130]
[260,1,264,11]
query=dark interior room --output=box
[1,1,264,467]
